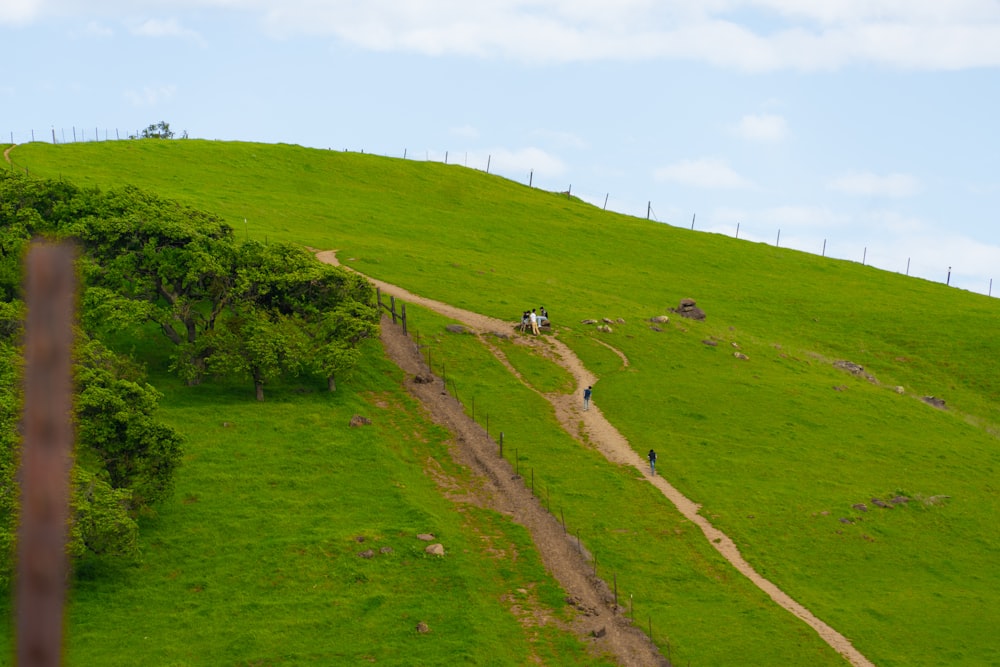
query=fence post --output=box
[499,432,504,458]
[390,295,397,325]
[401,303,407,335]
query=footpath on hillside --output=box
[316,250,874,667]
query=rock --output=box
[591,626,607,638]
[445,324,468,334]
[602,318,614,324]
[890,495,910,505]
[416,533,435,541]
[673,298,706,320]
[597,325,613,333]
[581,319,598,325]
[852,503,868,512]
[349,414,372,427]
[871,498,891,509]
[650,315,670,323]
[834,360,865,375]
[416,621,431,634]
[413,373,435,384]
[894,386,905,394]
[702,339,718,346]
[733,352,749,360]
[922,396,947,409]
[839,517,854,524]
[380,546,394,554]
[834,360,878,383]
[358,549,375,559]
[425,543,445,556]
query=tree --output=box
[72,186,238,383]
[0,174,187,586]
[141,121,174,139]
[215,241,379,396]
[206,308,309,401]
[74,338,184,507]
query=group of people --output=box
[519,306,549,334]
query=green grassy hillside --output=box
[8,140,1000,666]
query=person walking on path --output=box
[529,308,540,335]
[583,386,592,411]
[648,449,657,476]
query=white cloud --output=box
[7,2,1000,70]
[131,17,204,44]
[732,113,788,142]
[654,158,753,189]
[828,171,919,198]
[124,84,178,107]
[0,0,42,25]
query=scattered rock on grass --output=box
[349,414,372,427]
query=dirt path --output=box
[4,144,14,164]
[317,250,874,667]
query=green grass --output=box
[7,139,1000,665]
[406,304,844,666]
[3,334,611,666]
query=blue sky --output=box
[3,1,1000,296]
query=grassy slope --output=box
[9,140,1000,666]
[6,326,609,666]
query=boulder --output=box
[673,298,706,320]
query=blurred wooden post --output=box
[17,242,77,667]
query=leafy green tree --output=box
[74,338,183,507]
[310,298,379,391]
[0,341,21,587]
[72,186,237,382]
[140,121,174,139]
[206,308,309,401]
[212,241,379,396]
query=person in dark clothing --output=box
[648,449,657,476]
[583,386,592,411]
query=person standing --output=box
[529,308,539,335]
[583,385,592,411]
[648,449,657,476]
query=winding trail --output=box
[317,250,874,667]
